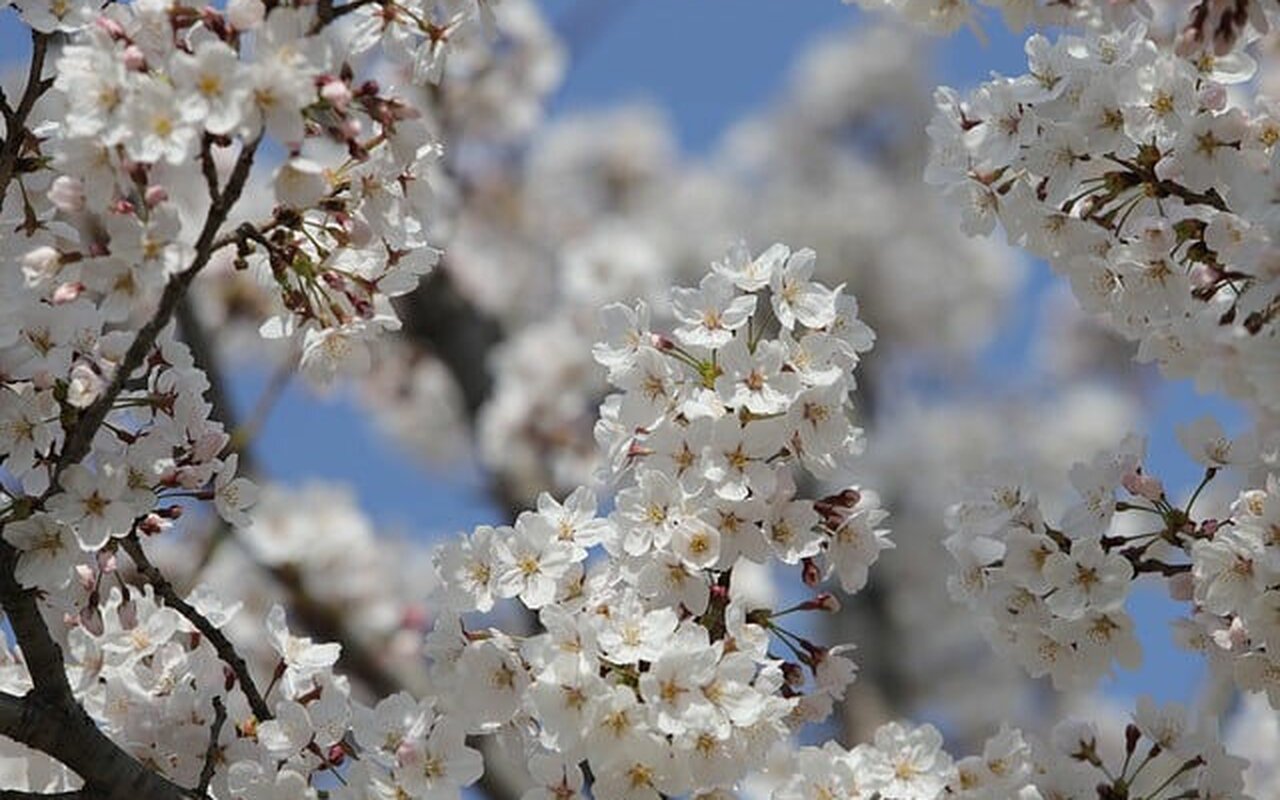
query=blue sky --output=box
[2,0,1244,716]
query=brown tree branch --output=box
[194,697,226,796]
[0,31,51,191]
[52,133,262,486]
[120,535,272,721]
[0,688,188,800]
[0,121,265,797]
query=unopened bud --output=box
[97,550,117,574]
[651,333,675,351]
[328,743,346,765]
[801,557,821,587]
[159,504,184,520]
[144,185,169,208]
[401,604,429,631]
[122,44,147,71]
[75,564,97,593]
[801,592,841,613]
[1125,723,1141,755]
[79,603,104,636]
[94,15,127,39]
[52,281,84,304]
[320,79,353,111]
[118,597,138,630]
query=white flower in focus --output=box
[213,454,259,528]
[865,721,954,800]
[3,514,79,589]
[266,604,342,695]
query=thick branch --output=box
[0,690,187,800]
[397,267,503,421]
[0,131,264,797]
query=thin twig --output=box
[120,535,272,721]
[0,31,51,190]
[195,696,227,795]
[51,132,264,488]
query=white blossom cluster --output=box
[0,577,487,799]
[6,0,486,390]
[430,243,893,797]
[846,0,1278,52]
[777,697,1251,800]
[425,26,1023,504]
[0,0,502,795]
[0,327,255,560]
[944,415,1280,708]
[925,25,1280,414]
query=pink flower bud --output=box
[320,79,353,111]
[159,504,184,520]
[118,598,138,630]
[122,44,147,71]
[328,743,346,765]
[801,557,821,587]
[52,281,85,304]
[75,564,97,593]
[79,604,104,636]
[144,185,169,208]
[802,592,841,613]
[138,513,165,536]
[651,333,675,351]
[97,550,117,574]
[94,15,127,39]
[401,604,429,631]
